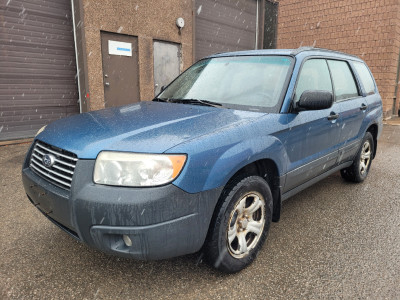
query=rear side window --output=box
[353,61,376,95]
[327,60,359,101]
[294,59,333,102]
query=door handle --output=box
[360,103,368,111]
[327,112,339,121]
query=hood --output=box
[37,101,266,158]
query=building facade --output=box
[277,0,400,119]
[74,0,268,112]
[0,0,399,141]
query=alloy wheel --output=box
[359,140,371,175]
[227,192,266,258]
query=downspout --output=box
[393,47,400,116]
[71,0,82,113]
[255,0,259,49]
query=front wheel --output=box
[341,132,374,183]
[204,175,272,273]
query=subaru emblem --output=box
[42,154,55,168]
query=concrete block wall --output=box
[277,0,400,118]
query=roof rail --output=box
[290,47,359,58]
[290,47,314,55]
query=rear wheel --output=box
[341,132,374,183]
[204,175,272,273]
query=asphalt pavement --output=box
[1,125,399,299]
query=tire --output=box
[204,175,273,273]
[340,132,374,183]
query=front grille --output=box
[29,140,78,190]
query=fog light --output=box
[122,234,132,247]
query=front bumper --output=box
[22,157,222,260]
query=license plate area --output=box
[29,184,53,214]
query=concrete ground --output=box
[384,116,400,126]
[1,125,399,300]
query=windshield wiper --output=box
[152,97,169,102]
[168,98,223,108]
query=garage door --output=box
[195,0,258,61]
[0,0,79,141]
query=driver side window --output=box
[294,59,333,102]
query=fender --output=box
[169,122,288,194]
[202,136,287,191]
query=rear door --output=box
[327,59,366,163]
[283,58,341,192]
[352,60,382,127]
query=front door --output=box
[153,41,181,96]
[282,58,341,192]
[101,32,140,107]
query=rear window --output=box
[327,60,359,101]
[353,61,376,95]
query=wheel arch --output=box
[231,159,282,222]
[366,123,378,159]
[213,158,282,224]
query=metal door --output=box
[101,32,140,107]
[153,41,181,96]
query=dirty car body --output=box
[22,48,383,272]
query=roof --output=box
[207,47,363,62]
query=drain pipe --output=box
[255,0,259,49]
[71,0,82,113]
[393,48,400,116]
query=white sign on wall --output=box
[108,40,132,57]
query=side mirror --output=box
[296,90,333,111]
[160,85,166,92]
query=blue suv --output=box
[22,48,383,273]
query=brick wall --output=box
[277,0,400,118]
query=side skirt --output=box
[281,161,353,201]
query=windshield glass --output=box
[158,55,293,112]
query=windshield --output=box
[158,55,293,112]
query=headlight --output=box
[35,125,47,137]
[93,152,187,187]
